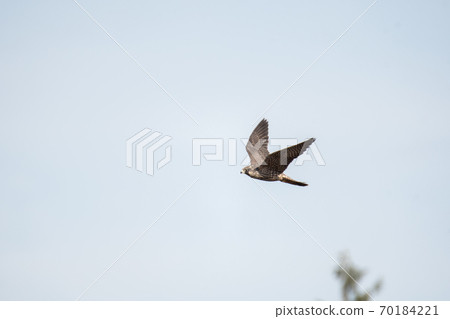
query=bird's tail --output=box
[280,175,308,187]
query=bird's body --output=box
[242,166,278,181]
[241,118,315,187]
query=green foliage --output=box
[335,252,382,301]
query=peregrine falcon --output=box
[241,118,315,187]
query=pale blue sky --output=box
[1,0,449,300]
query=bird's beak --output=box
[240,169,244,174]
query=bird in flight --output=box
[241,118,315,187]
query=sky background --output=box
[1,0,449,300]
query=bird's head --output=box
[240,166,250,175]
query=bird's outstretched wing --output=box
[246,118,269,167]
[264,138,315,174]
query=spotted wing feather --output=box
[245,118,269,167]
[263,138,315,175]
